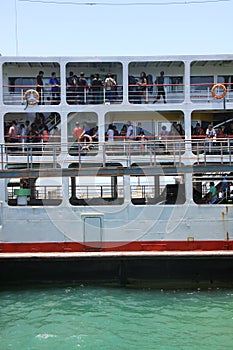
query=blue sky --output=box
[0,0,233,57]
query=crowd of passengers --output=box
[34,70,167,105]
[191,122,233,138]
[5,113,60,146]
[5,117,233,151]
[66,71,119,105]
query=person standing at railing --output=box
[72,122,84,142]
[137,72,147,104]
[8,120,19,143]
[19,123,26,151]
[25,120,31,143]
[42,125,50,143]
[91,73,103,104]
[153,71,167,104]
[66,71,77,104]
[77,72,89,104]
[193,122,205,137]
[136,122,144,137]
[205,124,216,153]
[104,74,116,104]
[36,71,44,105]
[107,124,114,142]
[126,120,134,138]
[49,72,60,104]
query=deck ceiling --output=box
[191,60,233,67]
[3,62,60,68]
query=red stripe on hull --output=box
[0,241,233,253]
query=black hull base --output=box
[1,253,233,289]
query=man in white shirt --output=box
[126,121,134,137]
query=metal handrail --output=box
[1,138,233,171]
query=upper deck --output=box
[1,54,233,170]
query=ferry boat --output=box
[1,54,233,286]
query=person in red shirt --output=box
[72,122,84,142]
[42,125,50,143]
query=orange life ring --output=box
[81,134,93,142]
[24,89,40,105]
[211,84,227,99]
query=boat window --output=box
[4,112,61,157]
[130,175,185,205]
[66,62,123,105]
[69,175,124,206]
[7,175,62,206]
[3,62,60,106]
[193,173,233,205]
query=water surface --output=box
[0,285,233,349]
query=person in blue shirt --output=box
[49,72,60,104]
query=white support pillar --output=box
[184,60,191,104]
[122,60,128,104]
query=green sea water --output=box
[0,285,233,350]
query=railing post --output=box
[53,144,56,168]
[21,88,24,104]
[207,86,210,102]
[1,144,3,170]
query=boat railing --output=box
[3,83,123,105]
[1,137,233,171]
[3,84,61,105]
[69,185,124,200]
[5,82,233,104]
[190,82,233,103]
[8,185,62,200]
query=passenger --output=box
[153,71,167,104]
[29,123,41,153]
[225,122,233,136]
[36,70,44,105]
[209,181,217,204]
[113,125,119,140]
[82,122,91,136]
[120,124,127,137]
[136,130,147,152]
[8,120,19,144]
[206,124,216,138]
[25,120,31,143]
[159,125,169,139]
[77,72,88,104]
[216,127,224,138]
[206,124,216,153]
[42,125,50,143]
[20,123,26,151]
[72,122,84,142]
[49,72,60,104]
[169,122,178,137]
[137,72,147,104]
[128,75,139,103]
[175,124,185,136]
[193,122,204,137]
[34,113,44,131]
[51,126,60,144]
[91,126,99,142]
[66,71,77,104]
[104,73,116,104]
[136,122,144,136]
[91,73,103,104]
[107,124,114,142]
[126,120,134,138]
